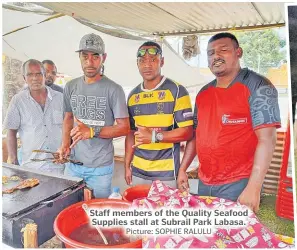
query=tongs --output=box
[31,150,83,165]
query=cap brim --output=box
[75,48,104,54]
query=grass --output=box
[257,194,294,237]
[254,146,296,238]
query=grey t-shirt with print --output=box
[63,75,129,168]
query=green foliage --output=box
[234,29,286,75]
[280,39,286,48]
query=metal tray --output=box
[2,163,83,218]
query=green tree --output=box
[234,29,286,75]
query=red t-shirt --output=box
[194,68,281,185]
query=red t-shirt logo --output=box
[221,114,248,125]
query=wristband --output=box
[151,130,156,143]
[90,127,94,138]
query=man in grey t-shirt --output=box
[58,33,130,198]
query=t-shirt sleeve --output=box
[249,84,281,130]
[193,102,198,130]
[127,102,136,131]
[111,85,129,119]
[173,85,194,128]
[3,95,21,130]
[63,82,72,113]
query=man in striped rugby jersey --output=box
[125,41,194,188]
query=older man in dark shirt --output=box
[42,60,64,93]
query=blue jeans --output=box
[64,162,114,198]
[198,178,249,201]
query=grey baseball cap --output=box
[76,33,105,54]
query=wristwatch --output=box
[155,132,164,143]
[93,126,102,138]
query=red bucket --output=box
[122,185,151,202]
[54,199,142,248]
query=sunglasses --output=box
[137,47,162,58]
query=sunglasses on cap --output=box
[137,47,162,58]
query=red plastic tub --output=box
[122,185,151,202]
[54,199,142,248]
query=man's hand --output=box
[133,125,153,148]
[238,186,260,213]
[70,117,91,148]
[125,166,132,185]
[7,157,19,165]
[56,144,71,164]
[177,170,189,192]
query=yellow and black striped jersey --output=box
[127,77,193,181]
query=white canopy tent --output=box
[2,2,286,88]
[2,8,208,89]
[37,2,285,36]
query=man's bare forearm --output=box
[7,129,19,164]
[247,127,277,191]
[99,118,130,139]
[161,126,193,143]
[125,131,135,169]
[179,136,197,172]
[62,113,74,147]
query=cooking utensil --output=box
[82,203,108,245]
[31,150,83,165]
[30,158,83,165]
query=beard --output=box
[45,78,54,85]
[83,67,102,78]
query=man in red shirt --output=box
[177,33,281,213]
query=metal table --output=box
[2,163,85,248]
